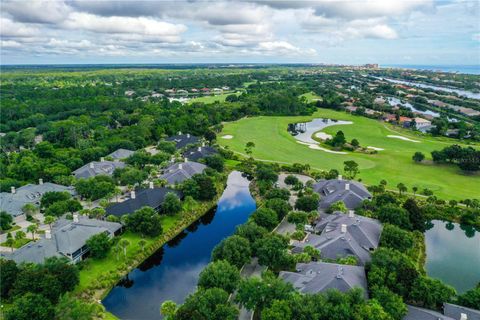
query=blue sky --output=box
[1,0,479,65]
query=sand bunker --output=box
[221,135,234,139]
[387,135,420,143]
[367,146,385,151]
[315,132,332,140]
[296,141,348,154]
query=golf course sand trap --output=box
[387,135,420,143]
[221,135,234,139]
[315,132,332,140]
[367,146,385,151]
[296,141,348,154]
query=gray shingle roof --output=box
[105,187,182,217]
[73,160,126,179]
[404,305,453,320]
[313,179,372,209]
[0,183,76,217]
[160,161,206,184]
[165,134,200,149]
[0,216,121,264]
[182,146,217,162]
[444,303,480,320]
[108,148,135,160]
[292,212,382,265]
[279,262,368,297]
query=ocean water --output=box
[384,65,480,75]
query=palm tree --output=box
[5,233,14,252]
[119,239,130,258]
[44,216,56,230]
[26,224,38,240]
[113,245,121,261]
[113,187,122,202]
[412,186,418,196]
[15,230,26,241]
[21,203,37,218]
[396,183,407,196]
[138,239,147,252]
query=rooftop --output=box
[0,182,75,217]
[280,262,368,297]
[73,160,126,179]
[105,186,182,217]
[0,216,121,264]
[313,178,372,210]
[292,211,382,265]
[108,148,135,160]
[160,161,206,185]
[182,145,217,162]
[165,133,200,149]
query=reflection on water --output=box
[102,171,256,320]
[425,220,480,293]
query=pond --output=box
[289,118,352,144]
[425,220,480,293]
[102,171,256,319]
[385,96,440,118]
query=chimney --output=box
[179,163,183,170]
[100,157,105,162]
[460,313,468,320]
[131,190,136,199]
[184,157,188,163]
[89,162,94,169]
[73,214,79,223]
[197,146,202,152]
[348,210,354,218]
[149,181,154,189]
[187,133,190,138]
[341,224,347,233]
[11,186,16,194]
[39,178,43,185]
[45,230,51,239]
[345,183,350,191]
[338,174,343,180]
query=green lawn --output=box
[1,238,32,249]
[300,92,323,102]
[188,92,237,104]
[76,214,181,293]
[219,108,480,200]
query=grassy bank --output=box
[219,109,480,200]
[74,179,227,317]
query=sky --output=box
[1,0,479,65]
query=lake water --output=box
[381,77,480,100]
[102,171,256,319]
[386,96,440,118]
[384,65,480,75]
[290,118,352,144]
[425,220,480,293]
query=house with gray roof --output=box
[105,184,182,217]
[0,180,75,217]
[280,262,368,298]
[313,177,372,209]
[444,303,480,320]
[182,145,217,162]
[0,215,121,264]
[292,211,382,265]
[73,159,125,179]
[165,133,200,149]
[108,148,135,160]
[404,303,480,320]
[160,161,206,185]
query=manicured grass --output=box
[188,92,237,104]
[0,225,20,234]
[219,108,480,200]
[1,238,32,249]
[76,214,181,293]
[300,92,322,102]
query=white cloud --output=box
[3,0,71,24]
[62,12,187,42]
[1,40,23,48]
[0,17,39,37]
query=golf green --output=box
[219,109,480,200]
